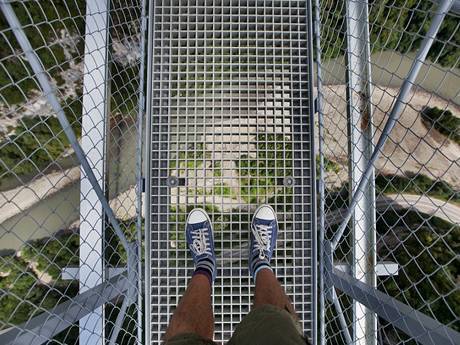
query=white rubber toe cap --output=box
[187,208,209,224]
[254,205,276,220]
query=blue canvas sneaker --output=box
[186,208,217,283]
[249,204,278,281]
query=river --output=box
[317,50,459,102]
[0,122,139,251]
[2,50,458,251]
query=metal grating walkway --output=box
[147,0,316,342]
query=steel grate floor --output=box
[148,0,315,342]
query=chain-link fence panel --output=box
[315,0,459,344]
[0,1,146,344]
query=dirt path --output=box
[318,85,460,189]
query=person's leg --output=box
[164,208,217,343]
[228,205,306,345]
[164,274,214,341]
[248,204,297,318]
[254,267,297,318]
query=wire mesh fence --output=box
[0,1,145,344]
[316,0,459,344]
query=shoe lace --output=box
[252,223,272,260]
[190,228,212,256]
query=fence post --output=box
[344,1,376,344]
[79,1,110,345]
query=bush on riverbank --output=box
[421,106,460,146]
[323,171,459,212]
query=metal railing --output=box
[315,0,460,344]
[0,1,146,344]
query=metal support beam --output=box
[61,267,126,280]
[330,268,460,345]
[432,0,460,13]
[335,262,399,276]
[331,288,353,345]
[108,295,130,345]
[79,2,110,344]
[344,1,376,344]
[136,1,148,344]
[313,0,326,342]
[0,273,129,345]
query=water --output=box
[316,50,460,103]
[0,123,138,251]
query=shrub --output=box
[421,106,460,145]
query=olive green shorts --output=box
[165,305,307,345]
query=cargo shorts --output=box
[165,305,308,345]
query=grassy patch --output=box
[213,161,223,177]
[421,106,460,145]
[211,183,237,198]
[20,232,79,281]
[236,133,293,203]
[169,142,209,173]
[316,155,341,176]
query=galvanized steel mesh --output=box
[316,0,459,344]
[0,1,145,344]
[147,0,316,342]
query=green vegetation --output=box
[421,106,460,145]
[106,218,143,266]
[0,217,141,334]
[169,142,209,173]
[376,172,460,203]
[325,172,459,212]
[321,0,459,67]
[236,133,293,203]
[377,210,460,332]
[0,0,85,104]
[211,183,237,199]
[0,1,140,184]
[0,100,82,183]
[316,155,341,176]
[111,62,141,116]
[212,161,223,177]
[326,209,460,343]
[0,252,77,330]
[21,232,79,280]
